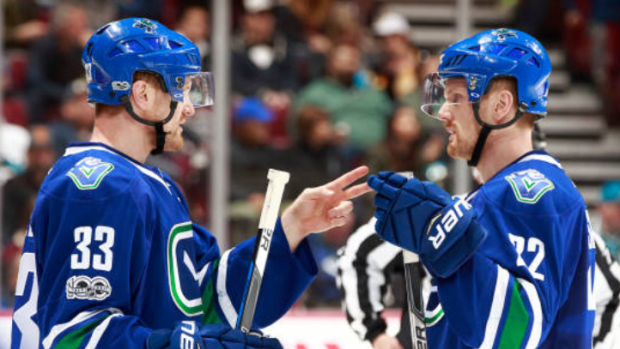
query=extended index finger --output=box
[328,166,369,190]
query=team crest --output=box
[67,157,114,190]
[133,19,157,33]
[492,28,518,41]
[505,169,554,204]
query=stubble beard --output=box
[446,134,474,161]
[164,129,184,152]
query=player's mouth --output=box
[445,126,457,144]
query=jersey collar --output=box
[64,142,146,167]
[515,150,562,169]
[465,150,561,202]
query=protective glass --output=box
[186,72,215,108]
[421,73,471,119]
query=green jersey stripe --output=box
[201,258,223,325]
[55,318,105,349]
[498,281,530,349]
[43,309,120,349]
[425,309,444,326]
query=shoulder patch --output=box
[67,157,115,190]
[505,169,554,204]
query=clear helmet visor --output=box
[421,73,471,119]
[186,72,215,108]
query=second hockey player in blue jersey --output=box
[10,18,371,349]
[368,29,596,348]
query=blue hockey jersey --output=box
[11,143,317,349]
[425,151,596,348]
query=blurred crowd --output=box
[514,0,620,127]
[0,0,451,310]
[1,0,620,311]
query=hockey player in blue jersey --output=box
[10,18,371,349]
[367,29,597,348]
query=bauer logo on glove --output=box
[367,171,487,278]
[427,199,473,249]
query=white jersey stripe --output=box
[217,249,238,327]
[426,303,443,320]
[42,308,122,349]
[84,313,123,349]
[517,154,562,169]
[519,278,543,349]
[63,145,114,157]
[479,266,510,349]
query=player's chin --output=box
[446,142,459,159]
[164,137,184,152]
[447,143,470,161]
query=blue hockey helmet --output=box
[421,28,551,119]
[421,29,552,167]
[82,18,214,108]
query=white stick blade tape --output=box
[258,169,290,229]
[403,250,420,263]
[267,169,290,184]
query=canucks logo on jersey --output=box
[167,222,205,317]
[67,157,114,190]
[505,169,554,204]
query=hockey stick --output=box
[403,251,428,349]
[237,169,290,333]
[400,172,428,349]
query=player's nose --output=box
[437,103,451,123]
[183,102,195,119]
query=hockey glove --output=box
[368,171,487,278]
[147,321,205,349]
[200,324,284,349]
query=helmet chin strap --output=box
[468,102,524,167]
[120,95,179,155]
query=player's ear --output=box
[130,80,151,111]
[492,89,515,124]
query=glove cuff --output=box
[420,200,487,278]
[423,219,487,278]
